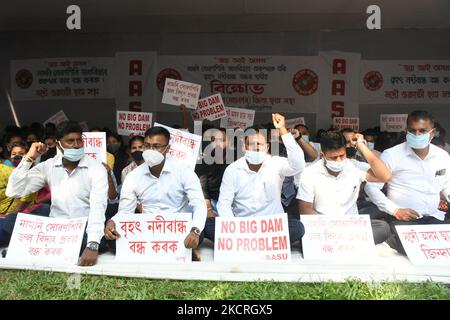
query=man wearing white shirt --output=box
[297,131,392,244]
[6,121,108,266]
[364,111,450,254]
[104,126,206,253]
[216,113,306,245]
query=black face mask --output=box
[11,155,23,166]
[107,143,120,154]
[346,147,357,158]
[131,151,143,162]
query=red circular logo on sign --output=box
[363,71,383,91]
[156,68,182,92]
[15,69,33,89]
[292,69,318,96]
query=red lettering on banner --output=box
[218,238,233,250]
[118,112,126,121]
[129,81,142,96]
[332,80,345,96]
[331,101,345,117]
[333,59,346,74]
[261,218,283,233]
[221,221,236,233]
[129,60,142,76]
[239,220,257,233]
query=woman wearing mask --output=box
[121,135,145,184]
[106,132,129,184]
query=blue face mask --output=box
[59,142,84,162]
[406,131,431,150]
[245,150,267,165]
[325,158,347,173]
[367,142,375,150]
[302,135,310,143]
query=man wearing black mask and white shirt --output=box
[6,121,108,266]
[297,131,392,245]
[365,111,450,254]
[104,126,207,254]
[216,113,306,245]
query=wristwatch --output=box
[86,241,99,251]
[190,227,201,237]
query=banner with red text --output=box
[301,215,375,260]
[360,60,450,104]
[82,132,107,164]
[117,110,152,136]
[285,117,306,129]
[154,123,202,169]
[6,213,87,265]
[43,110,69,127]
[214,214,291,263]
[220,107,255,129]
[11,57,114,100]
[191,93,227,121]
[332,117,360,131]
[156,56,319,114]
[115,52,157,113]
[161,78,201,110]
[396,225,450,266]
[380,114,408,132]
[317,51,361,131]
[115,213,192,263]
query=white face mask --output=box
[245,150,267,165]
[143,149,165,167]
[324,158,347,173]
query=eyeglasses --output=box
[144,143,168,151]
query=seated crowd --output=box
[0,110,449,266]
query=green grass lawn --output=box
[1,270,450,299]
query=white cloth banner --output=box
[214,214,291,263]
[156,56,319,114]
[117,110,152,136]
[161,78,201,110]
[317,51,361,131]
[396,225,450,266]
[43,110,69,126]
[220,107,255,129]
[115,213,192,263]
[82,132,107,164]
[380,114,408,132]
[301,215,376,260]
[191,93,227,121]
[332,117,360,131]
[11,57,114,100]
[285,117,306,129]
[360,60,450,104]
[114,52,157,112]
[154,123,202,169]
[6,213,87,265]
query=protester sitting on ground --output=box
[104,126,207,259]
[297,131,393,245]
[216,113,306,246]
[5,121,109,266]
[40,135,58,162]
[365,110,450,254]
[121,135,145,184]
[195,127,229,243]
[292,124,319,163]
[106,132,129,184]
